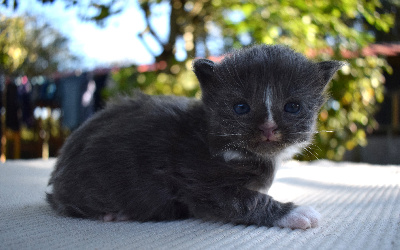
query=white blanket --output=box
[1,159,399,250]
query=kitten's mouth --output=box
[260,135,280,142]
[259,131,282,142]
[248,132,287,156]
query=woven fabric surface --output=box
[1,159,399,250]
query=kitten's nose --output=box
[259,121,279,141]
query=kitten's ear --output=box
[318,61,346,85]
[193,59,215,86]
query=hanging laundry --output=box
[18,78,34,128]
[5,79,20,132]
[57,72,89,131]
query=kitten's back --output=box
[47,93,205,220]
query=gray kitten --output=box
[47,44,343,229]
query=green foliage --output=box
[105,61,200,99]
[305,56,390,160]
[0,14,78,77]
[0,14,27,75]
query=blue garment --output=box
[57,73,89,131]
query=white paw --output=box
[274,206,321,229]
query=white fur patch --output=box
[274,206,321,229]
[276,142,308,162]
[264,86,274,122]
[223,150,243,162]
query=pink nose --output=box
[258,122,278,141]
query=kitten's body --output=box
[47,45,342,229]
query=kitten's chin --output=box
[251,140,308,159]
[250,141,286,157]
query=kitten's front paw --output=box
[274,206,321,230]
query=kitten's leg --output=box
[185,187,314,229]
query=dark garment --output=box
[57,73,89,131]
[93,73,108,112]
[57,72,108,131]
[6,82,20,131]
[18,83,34,128]
[0,89,2,140]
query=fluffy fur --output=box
[47,44,343,229]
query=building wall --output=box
[344,135,400,165]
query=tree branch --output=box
[140,2,165,47]
[137,32,158,58]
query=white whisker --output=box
[211,133,244,137]
[303,146,319,160]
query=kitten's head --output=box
[193,44,343,159]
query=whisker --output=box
[287,131,316,134]
[210,133,244,137]
[287,131,320,135]
[287,130,335,135]
[303,146,319,160]
[308,143,322,152]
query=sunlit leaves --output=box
[0,14,78,76]
[0,14,27,74]
[309,56,390,161]
[106,59,200,99]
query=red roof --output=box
[307,43,400,59]
[363,43,400,57]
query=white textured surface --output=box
[0,159,399,250]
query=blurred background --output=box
[0,0,399,164]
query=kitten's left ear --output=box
[318,60,346,85]
[193,59,215,86]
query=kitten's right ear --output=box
[193,59,215,85]
[318,60,346,85]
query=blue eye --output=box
[233,103,251,115]
[284,102,301,114]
